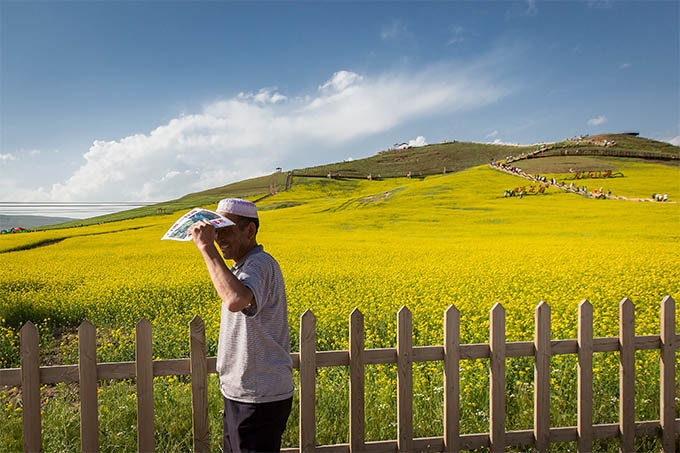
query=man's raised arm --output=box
[188,220,255,312]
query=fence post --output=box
[489,303,506,453]
[534,302,550,452]
[349,309,365,452]
[136,319,154,452]
[660,296,676,452]
[300,310,316,453]
[397,306,413,452]
[444,305,460,453]
[619,298,635,453]
[577,300,593,452]
[78,321,98,453]
[189,316,209,453]
[20,322,41,453]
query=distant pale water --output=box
[0,214,78,229]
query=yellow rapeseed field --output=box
[1,161,678,450]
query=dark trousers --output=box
[223,396,293,453]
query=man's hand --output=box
[188,220,216,250]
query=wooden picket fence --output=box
[1,296,679,452]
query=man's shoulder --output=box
[243,247,282,274]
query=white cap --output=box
[216,198,258,219]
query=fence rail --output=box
[540,148,680,161]
[1,296,679,452]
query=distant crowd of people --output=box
[570,170,614,179]
[490,160,522,174]
[0,227,30,234]
[504,184,547,198]
[564,135,616,147]
[653,193,670,202]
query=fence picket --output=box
[20,322,41,453]
[78,321,98,453]
[659,296,675,452]
[444,305,460,452]
[397,306,413,452]
[349,309,365,452]
[189,316,209,453]
[534,302,550,452]
[577,300,593,452]
[135,319,154,452]
[300,310,317,453]
[619,298,635,453]
[489,303,506,452]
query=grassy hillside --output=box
[293,141,535,178]
[37,134,678,231]
[586,133,680,155]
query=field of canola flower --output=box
[1,161,679,451]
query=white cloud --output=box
[319,71,363,93]
[408,136,428,147]
[587,115,607,126]
[0,153,16,161]
[668,136,680,146]
[619,62,632,69]
[6,63,510,203]
[237,88,288,104]
[489,138,529,146]
[486,130,499,138]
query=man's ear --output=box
[248,221,257,240]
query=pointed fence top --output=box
[398,305,411,316]
[661,295,674,306]
[136,318,151,329]
[350,308,363,319]
[620,297,634,309]
[445,304,459,316]
[579,299,592,309]
[189,315,204,328]
[301,309,316,321]
[536,300,550,309]
[20,321,37,333]
[78,320,95,331]
[490,302,505,314]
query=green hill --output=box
[293,140,535,178]
[38,134,678,230]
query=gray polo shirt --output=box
[216,245,294,403]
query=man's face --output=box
[214,212,252,261]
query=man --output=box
[188,198,293,452]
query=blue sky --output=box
[1,1,678,217]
